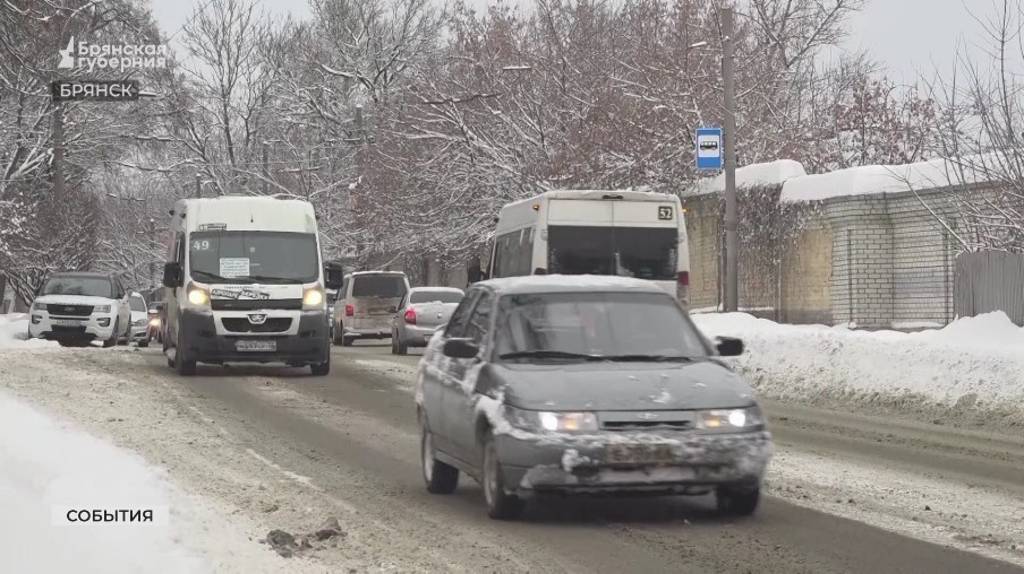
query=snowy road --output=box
[2,343,1023,573]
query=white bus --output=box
[488,190,690,301]
[161,196,342,376]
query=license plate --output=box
[605,444,677,465]
[51,319,82,327]
[235,339,276,352]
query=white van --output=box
[332,271,409,346]
[489,190,690,301]
[161,196,342,376]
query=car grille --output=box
[50,305,93,317]
[602,420,694,431]
[221,317,292,333]
[211,299,302,311]
[51,325,87,333]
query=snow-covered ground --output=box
[692,311,1024,420]
[0,313,56,349]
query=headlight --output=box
[94,305,111,313]
[32,302,47,311]
[696,406,764,431]
[302,287,324,309]
[187,286,209,306]
[505,406,598,433]
[149,318,161,327]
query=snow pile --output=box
[0,313,56,350]
[780,154,999,203]
[692,311,1024,412]
[0,390,208,573]
[689,159,807,196]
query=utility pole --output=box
[194,173,201,198]
[52,104,65,201]
[148,217,156,287]
[262,141,269,195]
[721,5,739,313]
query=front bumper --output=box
[130,324,149,340]
[29,312,117,341]
[343,326,391,339]
[179,309,330,364]
[496,429,772,496]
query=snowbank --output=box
[689,159,807,196]
[0,390,209,572]
[0,313,56,350]
[692,312,1024,412]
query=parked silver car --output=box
[391,287,464,355]
[415,275,772,520]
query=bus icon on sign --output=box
[658,206,674,220]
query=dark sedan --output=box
[415,275,772,520]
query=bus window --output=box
[547,226,676,280]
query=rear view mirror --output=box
[715,336,744,357]
[443,338,479,359]
[162,262,182,288]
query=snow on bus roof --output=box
[689,160,806,196]
[503,189,678,208]
[780,154,999,203]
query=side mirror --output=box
[715,336,744,357]
[324,266,344,290]
[443,337,479,359]
[162,262,182,288]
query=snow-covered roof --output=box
[780,155,998,203]
[689,160,807,196]
[479,274,666,295]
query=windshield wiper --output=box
[499,350,606,361]
[191,269,230,282]
[602,354,695,362]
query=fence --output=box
[954,251,1024,326]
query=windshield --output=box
[188,231,318,284]
[129,296,147,312]
[494,292,708,360]
[352,275,407,298]
[41,276,113,298]
[410,290,463,304]
[547,226,677,280]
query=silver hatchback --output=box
[391,287,464,354]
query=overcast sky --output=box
[149,0,999,83]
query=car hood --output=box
[494,360,756,411]
[33,295,115,307]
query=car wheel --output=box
[716,485,760,516]
[422,424,458,494]
[395,331,408,355]
[341,335,354,347]
[332,321,344,346]
[102,320,119,348]
[174,326,196,376]
[137,340,149,348]
[482,432,525,520]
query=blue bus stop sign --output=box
[696,127,723,170]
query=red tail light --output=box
[677,271,690,286]
[404,308,417,325]
[345,304,354,317]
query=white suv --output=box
[29,272,132,347]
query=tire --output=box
[481,432,525,520]
[341,335,354,347]
[174,325,196,376]
[716,485,760,516]
[102,320,119,348]
[422,424,458,494]
[394,330,408,355]
[332,321,344,346]
[137,340,149,348]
